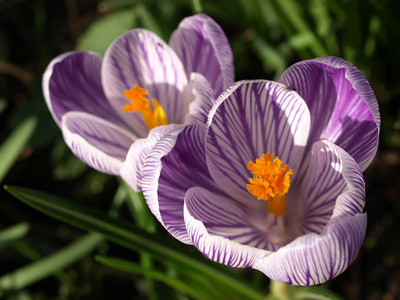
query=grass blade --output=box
[271,0,328,57]
[0,223,30,250]
[0,233,102,297]
[96,255,212,300]
[0,117,37,183]
[118,180,158,299]
[5,185,265,300]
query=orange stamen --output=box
[122,84,168,130]
[247,153,293,217]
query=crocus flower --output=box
[42,14,233,190]
[141,57,380,285]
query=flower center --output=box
[247,153,293,217]
[122,84,168,130]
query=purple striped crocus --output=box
[141,57,380,285]
[42,14,233,190]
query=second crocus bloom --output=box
[42,14,234,190]
[141,57,380,285]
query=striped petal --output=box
[42,51,124,128]
[288,140,365,235]
[206,80,311,205]
[279,56,380,171]
[184,73,215,125]
[170,13,234,97]
[121,124,182,191]
[61,111,136,176]
[102,29,188,137]
[253,213,367,285]
[254,141,366,285]
[142,124,219,244]
[329,142,366,219]
[184,187,267,268]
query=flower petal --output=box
[142,124,218,244]
[61,111,136,176]
[121,124,182,191]
[42,51,124,128]
[184,73,215,125]
[288,140,365,235]
[184,187,267,267]
[279,56,380,171]
[330,142,366,219]
[206,80,310,204]
[170,13,234,96]
[253,213,367,285]
[102,29,189,137]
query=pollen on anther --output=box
[247,153,293,217]
[122,84,168,130]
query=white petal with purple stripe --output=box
[102,29,188,137]
[170,14,234,97]
[279,56,380,171]
[206,80,311,204]
[184,73,215,125]
[184,187,267,268]
[254,141,366,285]
[121,124,182,191]
[61,111,136,176]
[287,140,365,237]
[42,51,124,128]
[253,213,367,285]
[142,124,218,244]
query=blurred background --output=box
[0,0,399,299]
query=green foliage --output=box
[5,185,266,300]
[76,9,136,56]
[0,233,103,298]
[0,117,37,183]
[96,255,224,300]
[0,223,29,251]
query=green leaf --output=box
[118,180,158,299]
[271,0,328,57]
[5,185,265,300]
[0,233,103,297]
[309,0,339,55]
[76,9,136,56]
[0,223,30,250]
[134,4,166,41]
[250,36,287,80]
[96,255,212,300]
[119,179,156,231]
[0,117,37,183]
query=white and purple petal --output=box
[279,56,380,171]
[184,73,215,125]
[330,142,366,219]
[184,187,267,267]
[102,29,188,137]
[288,140,365,235]
[253,213,367,285]
[42,51,124,128]
[206,80,311,204]
[170,13,234,96]
[61,111,136,176]
[121,124,182,191]
[142,124,220,244]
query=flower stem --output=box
[270,280,292,300]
